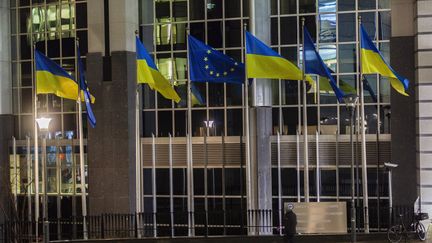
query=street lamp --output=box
[35,117,52,243]
[384,162,398,227]
[343,94,359,243]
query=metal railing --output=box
[0,206,414,242]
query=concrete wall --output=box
[86,0,139,215]
[0,0,13,223]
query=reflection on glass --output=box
[226,84,242,106]
[282,107,299,135]
[208,109,224,136]
[379,0,390,9]
[360,12,376,38]
[363,74,378,103]
[364,105,378,134]
[156,0,170,23]
[318,0,336,12]
[320,107,337,134]
[319,44,336,71]
[173,0,187,21]
[338,44,356,73]
[379,77,390,103]
[380,105,391,134]
[378,11,391,40]
[175,82,188,108]
[281,80,299,105]
[338,13,355,42]
[192,110,206,136]
[319,14,336,42]
[47,168,57,193]
[207,0,223,19]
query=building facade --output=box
[0,0,425,239]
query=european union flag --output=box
[188,35,244,84]
[77,44,96,128]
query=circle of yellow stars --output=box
[203,49,238,78]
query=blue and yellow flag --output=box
[188,35,244,84]
[360,24,409,96]
[191,83,205,105]
[136,37,181,103]
[303,27,345,102]
[77,45,96,128]
[35,50,83,101]
[245,31,314,87]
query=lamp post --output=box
[36,117,52,243]
[384,162,398,228]
[343,94,359,243]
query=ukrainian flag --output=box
[136,37,181,103]
[35,50,87,101]
[245,31,314,87]
[360,24,409,96]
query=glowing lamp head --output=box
[36,117,52,131]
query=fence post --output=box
[101,214,105,239]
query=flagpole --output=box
[186,26,195,236]
[243,22,253,234]
[33,42,40,242]
[134,31,142,238]
[301,17,310,202]
[76,38,88,240]
[357,16,369,233]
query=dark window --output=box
[208,109,224,136]
[173,168,187,195]
[338,0,355,11]
[282,107,299,135]
[281,0,297,14]
[227,109,242,136]
[76,2,87,29]
[280,17,297,45]
[225,168,243,195]
[143,111,156,137]
[208,83,224,107]
[143,169,153,195]
[207,168,222,195]
[194,168,204,195]
[225,0,241,18]
[225,20,241,48]
[321,170,336,196]
[156,169,170,195]
[190,0,205,20]
[158,111,173,137]
[207,0,223,19]
[207,21,223,48]
[359,0,376,10]
[299,0,316,13]
[174,110,186,137]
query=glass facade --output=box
[138,0,392,236]
[9,0,89,233]
[6,0,394,238]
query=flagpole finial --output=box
[135,30,139,35]
[358,15,362,23]
[301,17,305,26]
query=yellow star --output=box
[230,68,235,72]
[223,72,227,76]
[207,50,211,54]
[216,73,220,77]
[210,71,214,75]
[204,57,208,61]
[205,65,209,69]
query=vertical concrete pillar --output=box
[249,0,273,235]
[87,0,139,215]
[0,0,14,223]
[414,0,432,213]
[390,0,417,206]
